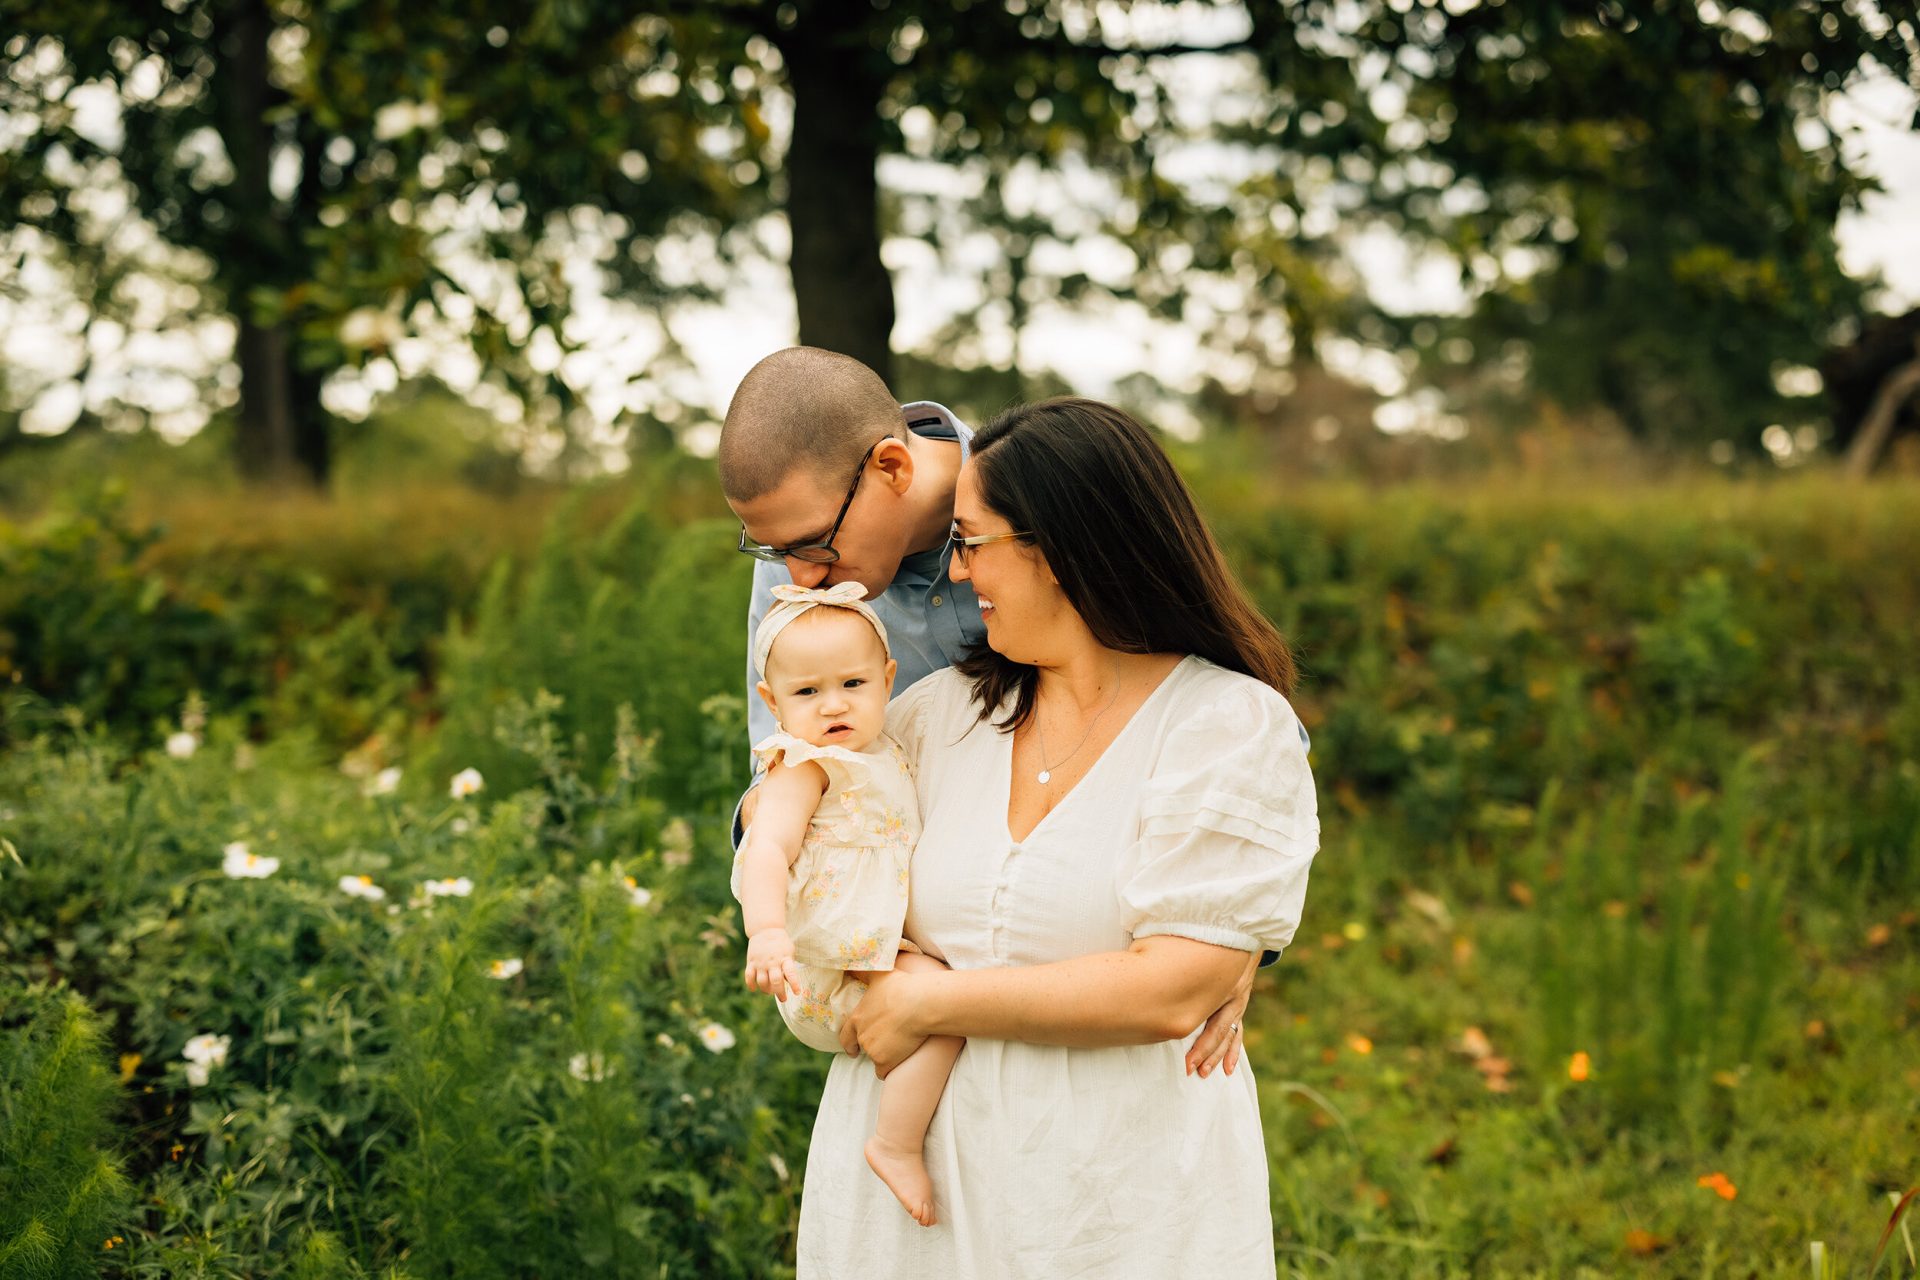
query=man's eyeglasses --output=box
[736,437,886,564]
[947,526,1032,568]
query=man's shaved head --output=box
[718,347,902,501]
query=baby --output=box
[731,581,963,1226]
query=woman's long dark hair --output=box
[954,396,1297,730]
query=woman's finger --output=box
[1195,1020,1233,1078]
[1189,1018,1232,1076]
[838,1010,861,1056]
[1223,1028,1243,1076]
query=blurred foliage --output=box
[0,465,1917,1272]
[0,985,131,1279]
[7,1,1908,481]
[1341,0,1916,451]
[0,694,813,1278]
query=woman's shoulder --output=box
[1163,657,1308,748]
[887,666,974,729]
[883,667,975,744]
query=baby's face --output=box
[757,607,897,751]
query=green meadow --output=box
[3,460,1916,1278]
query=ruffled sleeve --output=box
[881,669,955,772]
[1116,677,1319,954]
[750,731,875,796]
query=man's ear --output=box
[755,679,780,720]
[872,435,914,495]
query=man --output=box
[719,346,984,752]
[717,346,1258,1074]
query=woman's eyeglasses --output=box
[947,526,1032,567]
[736,438,886,564]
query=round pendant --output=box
[1037,770,1051,784]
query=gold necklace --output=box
[1034,677,1124,784]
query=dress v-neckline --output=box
[1004,655,1194,844]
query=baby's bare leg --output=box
[862,951,963,1227]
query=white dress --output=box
[796,657,1319,1278]
[730,732,920,1053]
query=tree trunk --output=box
[779,12,896,388]
[220,0,329,487]
[1842,345,1920,480]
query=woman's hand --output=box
[837,969,932,1078]
[1183,950,1258,1078]
[745,928,801,1001]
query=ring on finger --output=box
[1229,1021,1240,1035]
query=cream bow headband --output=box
[752,581,891,678]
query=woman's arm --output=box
[838,935,1251,1074]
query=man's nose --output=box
[786,557,831,587]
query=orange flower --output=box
[1568,1051,1591,1082]
[1697,1172,1738,1200]
[1347,1033,1375,1056]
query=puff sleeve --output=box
[1116,679,1319,954]
[882,669,953,772]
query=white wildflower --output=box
[486,957,523,980]
[769,1153,790,1182]
[697,1022,736,1054]
[623,876,654,908]
[449,767,484,800]
[365,766,402,797]
[422,877,473,899]
[338,874,387,901]
[181,1033,230,1086]
[165,731,198,759]
[568,1052,610,1082]
[656,1033,675,1048]
[222,841,279,879]
[450,817,472,835]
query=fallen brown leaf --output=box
[1624,1229,1668,1256]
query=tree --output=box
[1299,0,1918,450]
[0,0,754,485]
[4,1,1911,479]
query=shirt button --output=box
[931,594,943,606]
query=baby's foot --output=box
[865,1134,936,1226]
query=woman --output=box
[799,398,1319,1277]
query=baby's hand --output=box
[745,928,802,1001]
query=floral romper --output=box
[730,731,920,1053]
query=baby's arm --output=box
[737,757,829,1001]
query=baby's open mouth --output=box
[825,723,852,734]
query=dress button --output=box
[931,594,943,607]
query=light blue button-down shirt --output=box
[743,400,985,750]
